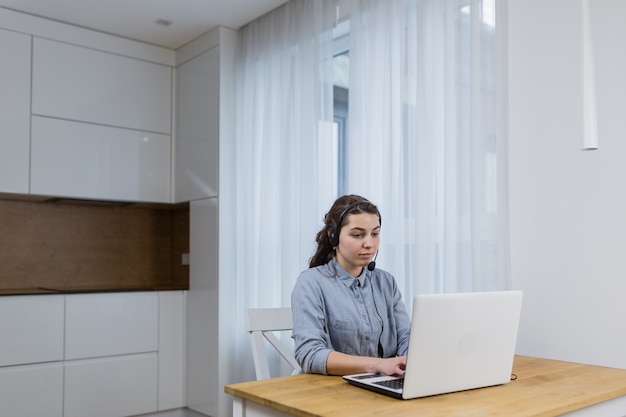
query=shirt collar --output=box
[329,258,368,287]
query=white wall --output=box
[508,0,626,369]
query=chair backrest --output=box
[245,307,301,380]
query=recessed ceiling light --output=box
[155,18,173,27]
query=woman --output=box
[291,194,411,376]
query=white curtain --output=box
[226,0,508,382]
[346,0,510,305]
[227,0,338,382]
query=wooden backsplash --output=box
[0,197,189,292]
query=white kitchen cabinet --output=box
[158,291,186,410]
[187,197,220,415]
[182,26,236,417]
[32,37,171,134]
[0,362,63,417]
[0,295,64,417]
[174,47,220,202]
[0,28,31,194]
[0,291,184,417]
[65,292,158,360]
[0,295,64,367]
[31,116,171,203]
[64,353,158,417]
[64,292,160,417]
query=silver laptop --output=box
[343,290,523,399]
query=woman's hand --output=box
[375,356,406,376]
[326,352,407,376]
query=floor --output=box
[133,408,208,417]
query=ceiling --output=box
[0,0,290,49]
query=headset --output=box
[331,199,384,355]
[328,199,381,271]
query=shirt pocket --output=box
[329,319,357,354]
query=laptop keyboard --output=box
[374,378,404,390]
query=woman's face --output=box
[335,212,380,277]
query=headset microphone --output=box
[367,251,379,271]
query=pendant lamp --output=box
[582,0,598,150]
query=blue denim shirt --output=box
[291,258,411,375]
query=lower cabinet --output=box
[63,292,160,417]
[158,291,186,411]
[0,291,185,417]
[0,362,63,417]
[64,353,158,417]
[0,295,65,417]
[0,295,64,367]
[64,292,159,360]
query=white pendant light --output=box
[582,0,598,150]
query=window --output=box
[332,20,350,196]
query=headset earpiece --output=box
[328,232,337,247]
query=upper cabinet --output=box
[30,38,173,203]
[0,29,31,194]
[30,116,171,203]
[1,15,227,204]
[32,38,172,134]
[174,47,220,202]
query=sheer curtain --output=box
[346,0,510,305]
[225,0,508,382]
[226,0,338,382]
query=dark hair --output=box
[309,194,381,268]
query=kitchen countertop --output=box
[0,285,188,296]
[0,287,60,296]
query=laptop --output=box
[343,290,523,399]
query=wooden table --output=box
[225,356,626,417]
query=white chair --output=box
[245,307,301,380]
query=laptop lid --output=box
[343,290,523,400]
